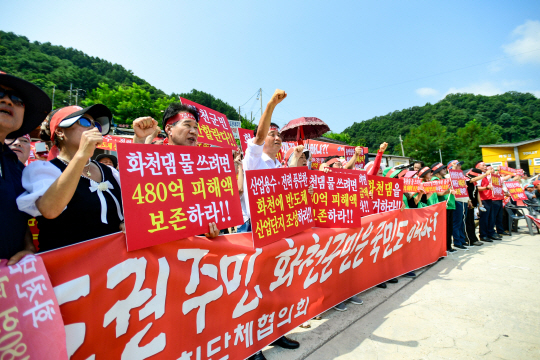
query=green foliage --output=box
[343,92,539,154]
[322,131,366,146]
[401,119,454,166]
[453,119,503,168]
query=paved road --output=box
[303,233,540,360]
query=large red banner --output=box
[368,175,404,213]
[281,141,367,160]
[180,98,237,150]
[0,256,68,359]
[117,143,243,251]
[505,181,527,201]
[308,171,362,227]
[420,179,451,194]
[97,135,133,152]
[245,167,313,247]
[448,169,468,198]
[39,202,446,360]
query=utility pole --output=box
[69,83,73,106]
[439,149,443,163]
[399,134,405,157]
[238,106,241,122]
[259,88,263,117]
[75,89,79,106]
[51,86,55,109]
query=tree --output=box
[454,119,503,168]
[401,119,454,165]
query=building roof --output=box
[480,138,540,148]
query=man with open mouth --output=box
[132,103,220,238]
[0,71,51,264]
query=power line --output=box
[239,89,260,108]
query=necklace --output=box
[58,156,92,177]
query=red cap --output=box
[49,106,83,141]
[533,180,540,186]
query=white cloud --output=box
[415,87,439,97]
[445,82,503,96]
[503,20,540,64]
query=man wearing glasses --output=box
[0,72,51,264]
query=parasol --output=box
[279,117,330,144]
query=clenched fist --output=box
[270,89,287,106]
[133,117,159,139]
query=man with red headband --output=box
[475,161,499,241]
[131,103,220,238]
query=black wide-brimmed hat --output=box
[96,153,118,168]
[0,72,52,138]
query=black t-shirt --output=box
[36,159,123,252]
[466,178,479,207]
[0,144,30,259]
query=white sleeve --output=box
[243,138,265,171]
[110,166,121,186]
[16,161,62,217]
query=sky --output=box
[2,0,540,132]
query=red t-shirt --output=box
[478,177,493,201]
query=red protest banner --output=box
[180,97,237,149]
[238,128,254,154]
[330,168,372,216]
[368,175,404,213]
[281,140,367,160]
[420,179,451,194]
[448,169,469,198]
[403,177,422,193]
[117,143,243,251]
[308,171,362,227]
[310,157,326,170]
[39,202,446,360]
[505,181,527,201]
[97,135,133,152]
[245,167,313,247]
[490,174,505,200]
[0,256,68,359]
[498,166,516,176]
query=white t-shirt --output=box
[241,138,281,221]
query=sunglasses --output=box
[77,117,102,132]
[0,87,25,107]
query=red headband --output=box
[165,112,197,127]
[432,163,443,171]
[22,134,31,141]
[324,158,340,167]
[475,162,485,169]
[419,167,431,177]
[269,125,279,131]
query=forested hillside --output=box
[0,31,254,128]
[343,92,540,166]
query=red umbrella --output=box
[280,117,330,144]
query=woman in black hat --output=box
[0,72,51,263]
[17,105,124,252]
[96,153,118,169]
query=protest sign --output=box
[420,178,451,194]
[505,181,527,201]
[331,168,372,216]
[403,178,422,193]
[344,146,368,169]
[368,175,404,213]
[39,202,446,360]
[117,143,244,251]
[97,135,133,152]
[498,166,516,176]
[238,128,254,154]
[490,173,505,200]
[245,167,313,247]
[310,157,326,170]
[0,255,67,359]
[308,171,362,227]
[281,140,367,159]
[448,169,469,198]
[180,97,237,149]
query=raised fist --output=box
[270,89,287,106]
[379,142,388,152]
[133,117,159,139]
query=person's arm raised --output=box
[36,128,102,219]
[133,117,159,144]
[253,89,287,146]
[344,146,362,169]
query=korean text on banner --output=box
[448,169,469,198]
[117,143,244,251]
[0,256,68,360]
[97,135,133,152]
[238,128,254,154]
[39,202,447,360]
[331,168,372,216]
[344,146,368,170]
[245,167,313,247]
[420,178,451,194]
[498,166,516,176]
[505,181,528,201]
[368,175,404,213]
[490,173,505,200]
[179,97,237,149]
[403,178,422,193]
[308,170,362,227]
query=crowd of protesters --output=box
[1,73,536,360]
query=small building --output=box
[480,138,540,175]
